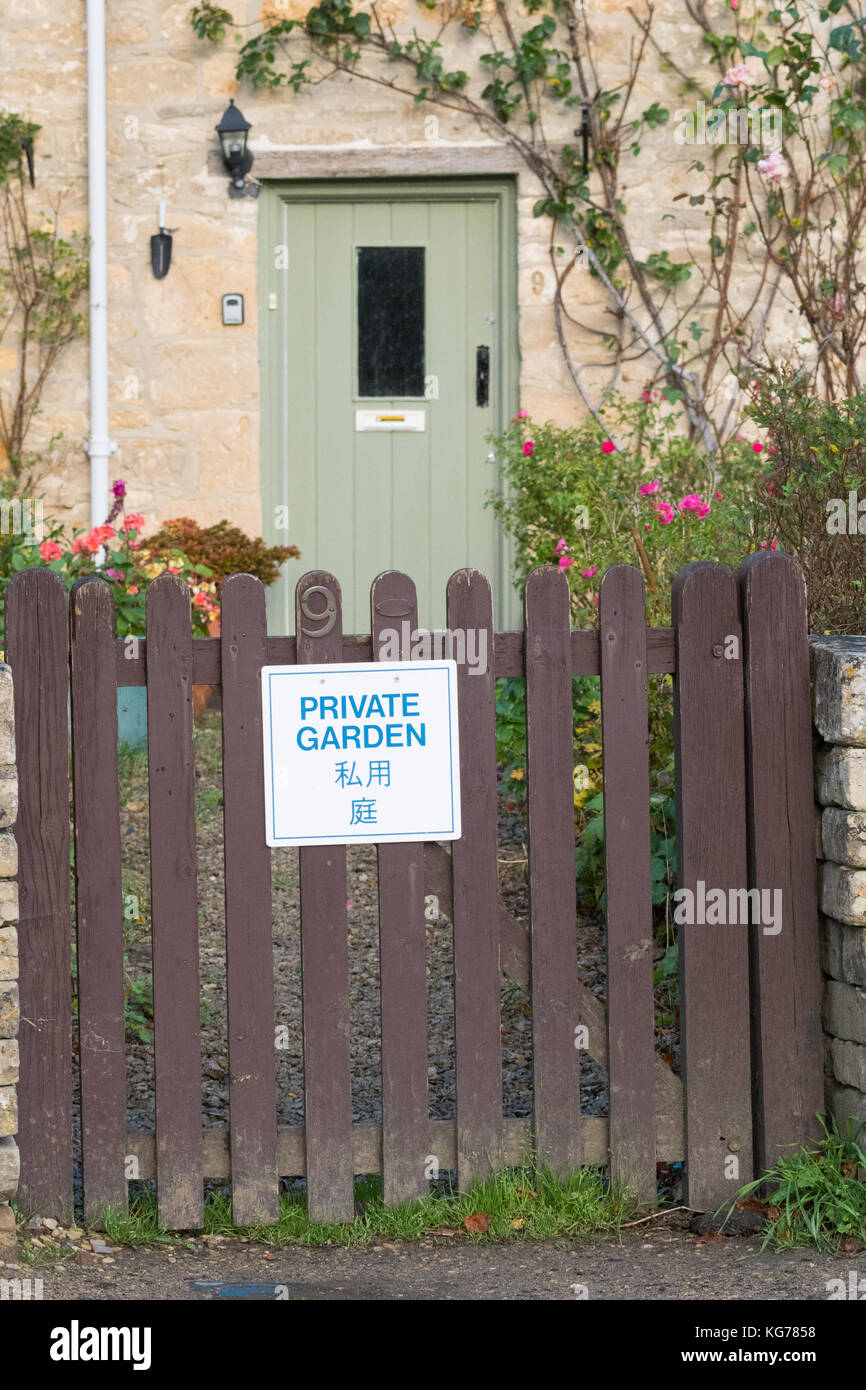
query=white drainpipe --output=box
[85,0,115,529]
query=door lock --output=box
[476,345,490,408]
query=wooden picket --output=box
[672,563,753,1209]
[146,574,203,1229]
[295,571,354,1223]
[7,568,73,1221]
[448,570,503,1185]
[739,553,824,1172]
[524,567,582,1173]
[599,566,656,1200]
[371,571,429,1205]
[4,554,825,1226]
[220,574,279,1225]
[70,577,127,1219]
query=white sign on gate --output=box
[261,660,461,846]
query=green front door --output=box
[260,179,518,634]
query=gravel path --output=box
[14,1217,855,1303]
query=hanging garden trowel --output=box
[150,227,175,280]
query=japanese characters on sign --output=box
[261,660,461,846]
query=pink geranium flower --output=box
[39,539,62,562]
[122,512,146,531]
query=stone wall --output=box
[0,0,809,537]
[0,665,19,1254]
[813,638,866,1133]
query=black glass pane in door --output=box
[357,246,425,397]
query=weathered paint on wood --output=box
[673,562,753,1209]
[739,553,824,1172]
[6,567,73,1220]
[70,578,128,1219]
[220,574,279,1224]
[146,574,203,1229]
[371,571,429,1205]
[599,566,656,1199]
[524,567,582,1173]
[447,569,503,1184]
[296,571,354,1222]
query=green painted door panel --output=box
[260,180,518,634]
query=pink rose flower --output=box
[582,566,597,579]
[517,410,529,419]
[639,480,660,495]
[601,440,616,454]
[752,442,763,453]
[724,64,752,86]
[757,150,789,185]
[558,555,574,570]
[523,441,535,457]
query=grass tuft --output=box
[726,1116,866,1252]
[102,1166,642,1248]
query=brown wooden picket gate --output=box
[6,555,824,1228]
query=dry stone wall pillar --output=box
[813,637,866,1132]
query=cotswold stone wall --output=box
[0,1,808,536]
[0,665,19,1253]
[814,638,866,1132]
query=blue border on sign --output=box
[266,666,458,843]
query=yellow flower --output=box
[510,768,525,781]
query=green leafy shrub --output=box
[488,393,760,627]
[0,482,216,640]
[743,373,866,633]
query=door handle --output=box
[476,345,490,408]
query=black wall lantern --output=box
[215,99,257,199]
